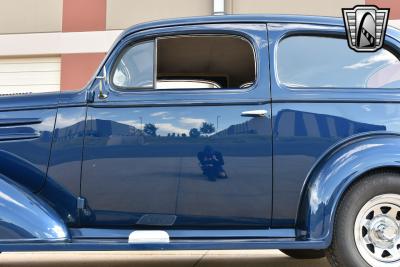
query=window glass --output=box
[111,35,256,90]
[277,36,400,88]
[113,41,154,88]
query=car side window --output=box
[113,41,154,88]
[111,35,256,90]
[277,36,400,88]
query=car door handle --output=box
[241,110,269,118]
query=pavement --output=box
[0,250,330,267]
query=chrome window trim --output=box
[156,79,222,89]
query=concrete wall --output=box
[226,0,364,17]
[106,0,213,30]
[0,0,62,34]
[0,0,399,91]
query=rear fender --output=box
[297,133,400,247]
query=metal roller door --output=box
[0,57,60,95]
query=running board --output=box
[0,238,328,252]
[70,228,296,240]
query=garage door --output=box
[0,57,60,95]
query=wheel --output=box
[326,171,400,267]
[280,249,325,259]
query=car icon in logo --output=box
[342,5,390,52]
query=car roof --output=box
[120,14,400,41]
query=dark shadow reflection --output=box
[197,145,228,181]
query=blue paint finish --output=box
[0,238,326,252]
[47,107,87,198]
[0,92,60,111]
[39,106,88,226]
[80,23,272,228]
[268,23,400,244]
[81,104,272,227]
[70,228,296,239]
[0,118,42,126]
[0,174,69,241]
[298,134,400,243]
[0,109,57,192]
[271,104,400,227]
[58,89,88,107]
[0,15,399,251]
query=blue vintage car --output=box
[1,14,400,267]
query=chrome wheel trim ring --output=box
[354,194,400,266]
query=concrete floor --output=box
[0,250,331,267]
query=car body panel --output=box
[272,104,400,228]
[81,104,272,227]
[0,174,69,241]
[0,238,325,252]
[0,92,60,111]
[297,133,400,243]
[81,23,273,228]
[0,108,57,192]
[0,15,398,250]
[268,23,400,230]
[40,106,87,226]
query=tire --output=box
[326,171,400,267]
[280,249,325,259]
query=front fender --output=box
[297,133,400,247]
[0,149,45,192]
[0,174,69,242]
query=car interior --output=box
[156,35,256,89]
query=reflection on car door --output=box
[80,23,272,229]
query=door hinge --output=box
[77,197,86,210]
[86,89,95,103]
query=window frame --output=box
[110,39,156,91]
[268,23,400,102]
[109,34,258,92]
[156,79,222,89]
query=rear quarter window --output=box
[276,35,400,89]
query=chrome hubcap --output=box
[355,194,400,266]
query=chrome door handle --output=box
[241,110,269,118]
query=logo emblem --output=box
[342,5,390,52]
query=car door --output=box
[80,23,272,229]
